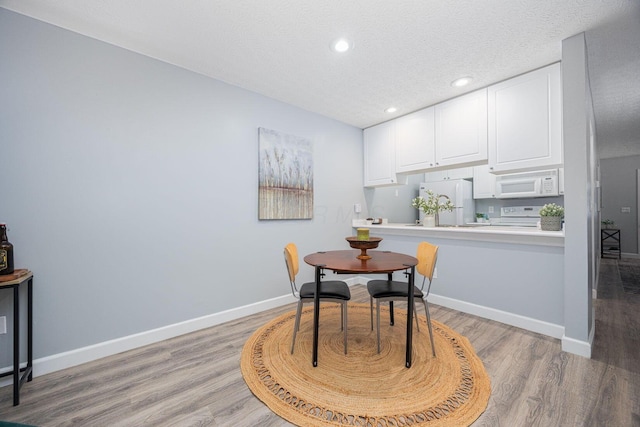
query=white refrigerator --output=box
[419,180,475,226]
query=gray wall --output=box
[0,10,364,365]
[600,155,640,254]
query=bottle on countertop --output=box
[0,223,14,275]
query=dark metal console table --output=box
[0,270,34,406]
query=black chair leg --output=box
[369,296,374,330]
[376,300,382,353]
[343,302,348,354]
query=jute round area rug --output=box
[241,303,491,426]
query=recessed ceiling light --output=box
[451,76,473,87]
[331,38,352,53]
[385,107,397,113]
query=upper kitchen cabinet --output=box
[488,63,563,174]
[395,107,436,173]
[364,121,406,187]
[434,88,488,167]
[472,164,497,199]
[424,167,473,182]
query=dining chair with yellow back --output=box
[366,241,439,356]
[284,243,351,354]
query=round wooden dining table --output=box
[304,250,419,368]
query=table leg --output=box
[406,266,415,368]
[13,284,20,406]
[313,266,321,367]
[388,273,394,326]
[27,277,33,382]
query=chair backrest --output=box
[284,243,299,294]
[416,241,439,288]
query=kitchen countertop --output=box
[352,221,564,247]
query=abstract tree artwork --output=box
[258,128,313,220]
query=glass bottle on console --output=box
[0,224,14,275]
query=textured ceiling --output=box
[1,0,639,159]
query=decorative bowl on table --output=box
[345,236,383,260]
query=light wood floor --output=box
[1,258,639,426]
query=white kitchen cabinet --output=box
[424,167,473,182]
[472,164,497,199]
[434,88,488,167]
[364,121,404,187]
[488,63,563,173]
[395,107,436,173]
[447,167,474,180]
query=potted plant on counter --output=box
[601,219,615,229]
[411,190,455,227]
[539,203,564,231]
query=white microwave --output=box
[495,169,559,199]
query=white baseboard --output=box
[561,318,594,358]
[0,277,359,387]
[368,279,592,358]
[427,294,565,339]
[561,336,592,357]
[359,276,589,355]
[2,275,591,387]
[31,296,297,380]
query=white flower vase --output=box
[423,215,436,227]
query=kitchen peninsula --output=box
[351,221,565,342]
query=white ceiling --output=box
[1,0,639,159]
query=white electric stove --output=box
[493,206,543,227]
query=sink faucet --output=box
[435,194,451,227]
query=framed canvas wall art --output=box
[258,128,313,220]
